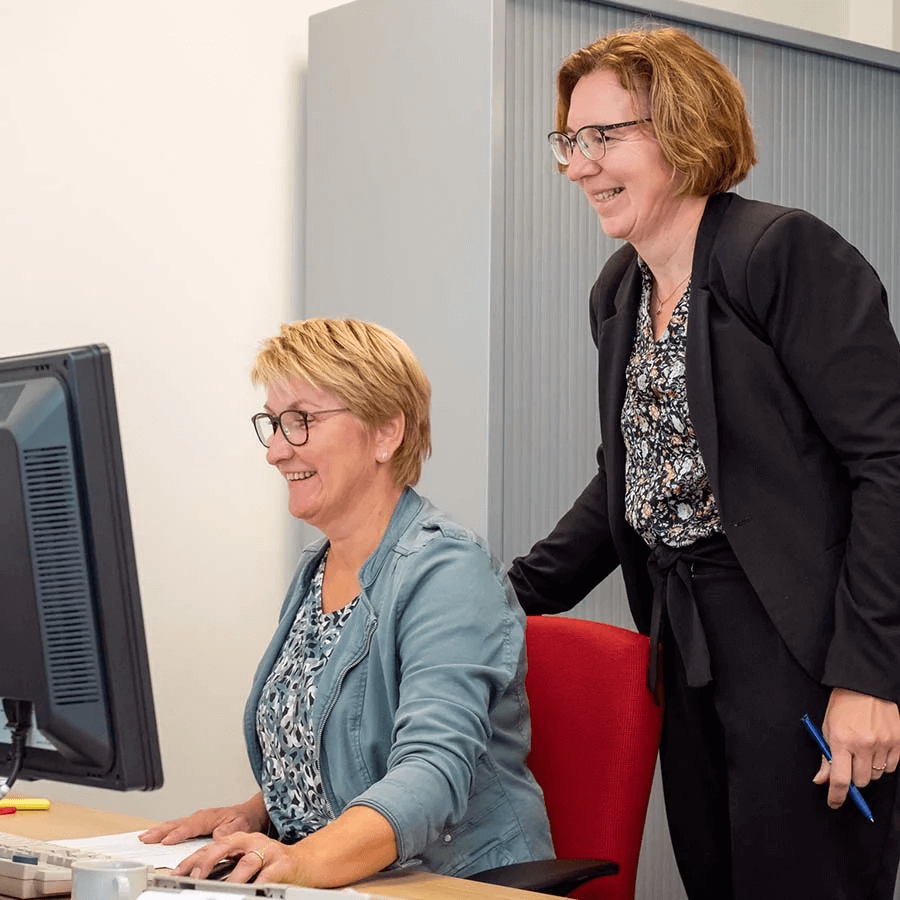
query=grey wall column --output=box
[306,0,499,534]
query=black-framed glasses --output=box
[547,119,652,165]
[251,408,349,448]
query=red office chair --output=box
[471,616,663,899]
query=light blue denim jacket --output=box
[243,487,554,877]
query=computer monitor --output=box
[0,343,163,791]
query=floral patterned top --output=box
[620,261,723,549]
[255,551,358,841]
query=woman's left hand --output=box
[170,806,397,888]
[814,687,900,808]
[171,832,309,886]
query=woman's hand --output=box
[813,687,900,808]
[170,832,303,885]
[139,793,269,846]
[170,806,398,888]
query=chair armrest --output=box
[467,858,619,896]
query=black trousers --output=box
[656,543,900,900]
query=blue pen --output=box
[801,714,874,822]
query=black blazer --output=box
[509,192,900,705]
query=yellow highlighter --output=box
[3,799,50,811]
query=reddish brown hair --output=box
[556,27,757,195]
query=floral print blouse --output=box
[256,551,358,841]
[621,261,724,549]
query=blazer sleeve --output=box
[507,445,621,615]
[743,209,900,703]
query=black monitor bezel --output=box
[0,344,162,791]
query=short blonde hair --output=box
[556,26,757,195]
[251,318,432,488]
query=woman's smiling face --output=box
[564,68,682,248]
[263,375,379,534]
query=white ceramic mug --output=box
[70,859,149,900]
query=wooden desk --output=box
[0,801,552,900]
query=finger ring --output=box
[248,849,265,866]
[872,763,887,771]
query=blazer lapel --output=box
[685,285,721,496]
[596,263,641,529]
[685,195,729,497]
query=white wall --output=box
[690,0,899,48]
[0,0,896,826]
[0,0,354,821]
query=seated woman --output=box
[141,318,553,887]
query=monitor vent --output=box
[23,446,103,706]
[0,384,24,421]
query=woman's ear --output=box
[375,412,405,463]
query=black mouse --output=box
[206,858,238,881]
[206,857,258,883]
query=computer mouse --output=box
[206,857,258,883]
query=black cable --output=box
[1,699,33,799]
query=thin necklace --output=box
[653,272,691,316]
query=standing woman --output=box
[509,27,900,900]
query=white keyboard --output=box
[0,833,371,900]
[0,831,128,898]
[147,873,369,898]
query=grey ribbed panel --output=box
[501,0,661,629]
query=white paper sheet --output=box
[54,831,211,870]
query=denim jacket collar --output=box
[357,485,424,588]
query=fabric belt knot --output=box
[646,534,734,703]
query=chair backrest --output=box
[524,616,663,900]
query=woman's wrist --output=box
[285,807,398,888]
[239,792,270,832]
